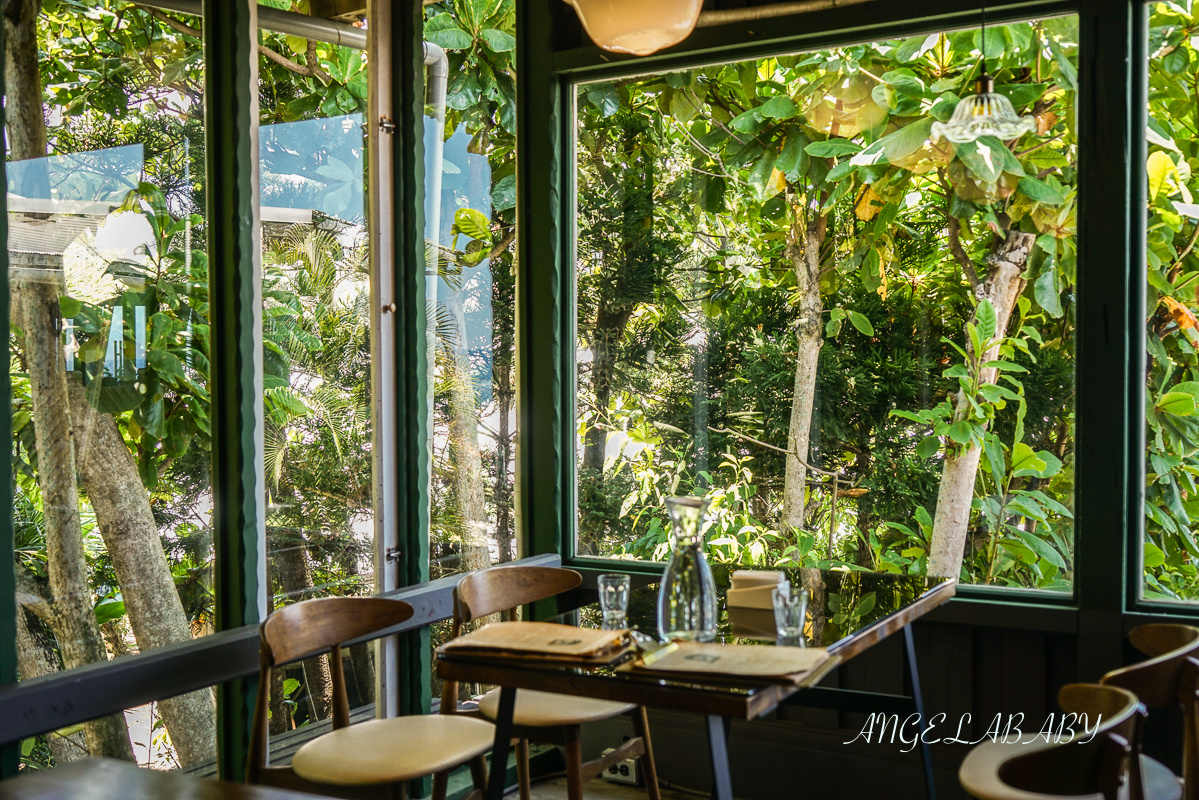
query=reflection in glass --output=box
[9,4,214,768]
[424,0,519,579]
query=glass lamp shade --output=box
[563,0,703,56]
[931,74,1037,144]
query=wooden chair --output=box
[436,565,661,800]
[959,683,1179,800]
[1102,623,1199,800]
[247,596,494,800]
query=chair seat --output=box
[1135,755,1183,800]
[961,743,1183,800]
[292,715,495,785]
[477,687,635,727]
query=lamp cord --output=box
[980,1,988,76]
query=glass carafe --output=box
[657,496,717,642]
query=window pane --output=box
[1144,2,1199,602]
[574,19,1078,591]
[425,0,519,580]
[8,4,216,767]
[258,27,377,729]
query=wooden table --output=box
[0,758,329,800]
[437,566,955,800]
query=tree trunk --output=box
[492,254,515,563]
[269,533,332,722]
[448,296,490,573]
[782,196,828,530]
[493,355,514,563]
[11,270,134,761]
[15,606,90,764]
[269,663,292,735]
[799,568,826,646]
[4,0,47,163]
[927,229,1035,578]
[7,0,131,762]
[582,304,632,475]
[67,377,217,766]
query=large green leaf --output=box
[805,139,862,158]
[759,95,797,119]
[424,14,473,49]
[1158,391,1197,416]
[852,118,934,167]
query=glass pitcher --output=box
[657,495,717,642]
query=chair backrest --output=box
[961,683,1143,800]
[247,596,414,783]
[261,596,414,665]
[453,565,582,627]
[1102,623,1199,800]
[1102,623,1199,707]
[439,565,582,715]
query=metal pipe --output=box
[136,0,368,50]
[422,39,447,483]
[695,0,873,28]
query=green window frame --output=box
[514,0,1192,676]
[0,0,436,779]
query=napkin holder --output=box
[726,569,785,610]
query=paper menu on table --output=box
[438,620,629,658]
[625,641,831,684]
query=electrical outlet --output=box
[599,747,641,786]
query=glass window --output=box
[573,17,1079,592]
[257,24,377,733]
[1144,1,1199,602]
[8,3,216,768]
[424,0,519,579]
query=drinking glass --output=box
[598,573,631,630]
[772,582,809,647]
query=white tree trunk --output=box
[782,200,827,530]
[927,229,1035,578]
[448,295,489,573]
[11,271,135,761]
[68,378,217,766]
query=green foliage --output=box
[573,19,1079,591]
[1144,2,1199,600]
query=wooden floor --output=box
[524,778,705,799]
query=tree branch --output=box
[138,6,330,80]
[139,6,199,37]
[947,213,983,293]
[487,227,517,261]
[709,425,847,478]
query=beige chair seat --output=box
[292,715,495,785]
[478,687,635,727]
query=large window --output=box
[573,18,1079,592]
[7,4,218,768]
[1143,1,1199,603]
[5,3,384,771]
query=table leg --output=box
[486,686,517,800]
[904,626,936,800]
[705,714,733,800]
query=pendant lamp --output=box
[930,6,1036,144]
[563,0,703,56]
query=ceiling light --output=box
[931,71,1037,144]
[930,3,1036,145]
[563,0,703,56]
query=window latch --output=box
[378,116,396,134]
[385,546,402,563]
